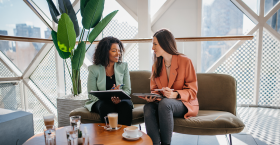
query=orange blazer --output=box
[151,55,199,119]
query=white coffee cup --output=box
[124,126,139,138]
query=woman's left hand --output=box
[111,96,121,104]
[162,87,178,99]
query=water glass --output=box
[70,116,81,128]
[44,125,56,145]
[65,126,78,145]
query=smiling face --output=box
[108,43,121,63]
[152,36,166,57]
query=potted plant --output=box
[46,0,118,127]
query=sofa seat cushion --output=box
[69,104,145,125]
[173,110,245,135]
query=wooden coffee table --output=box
[23,123,152,145]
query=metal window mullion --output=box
[0,58,17,77]
[23,78,58,120]
[23,0,52,30]
[196,0,202,73]
[23,82,29,112]
[253,27,263,105]
[253,0,264,105]
[0,51,22,77]
[55,49,66,98]
[264,1,280,22]
[116,0,138,21]
[206,24,260,73]
[264,23,280,41]
[151,0,176,26]
[231,0,259,24]
[19,81,26,111]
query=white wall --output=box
[152,0,200,71]
[119,0,201,71]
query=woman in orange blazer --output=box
[138,29,199,145]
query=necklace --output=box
[164,59,171,69]
[165,65,171,69]
[106,71,113,79]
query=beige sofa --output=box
[69,71,245,144]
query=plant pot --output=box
[57,94,89,127]
[78,138,83,145]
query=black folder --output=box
[89,90,131,100]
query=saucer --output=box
[104,125,122,131]
[122,131,143,140]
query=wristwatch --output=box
[176,92,181,99]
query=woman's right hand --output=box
[111,84,121,90]
[138,96,158,102]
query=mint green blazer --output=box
[84,62,132,111]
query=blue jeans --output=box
[144,98,188,145]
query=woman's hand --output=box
[111,96,121,104]
[111,84,121,90]
[138,96,159,102]
[162,87,178,99]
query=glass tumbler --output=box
[44,125,56,145]
[65,126,78,145]
[70,116,81,128]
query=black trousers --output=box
[91,99,133,126]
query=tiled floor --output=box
[138,107,280,145]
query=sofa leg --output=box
[139,124,141,130]
[226,134,232,145]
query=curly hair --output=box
[93,36,124,67]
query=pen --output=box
[112,84,125,89]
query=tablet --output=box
[89,90,131,100]
[132,93,164,98]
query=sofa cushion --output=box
[129,71,151,104]
[173,110,245,135]
[69,104,145,125]
[197,73,237,115]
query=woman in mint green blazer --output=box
[84,36,133,126]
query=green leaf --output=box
[80,0,90,17]
[58,0,79,37]
[46,0,60,23]
[82,0,104,29]
[88,10,118,43]
[51,30,71,59]
[71,41,86,70]
[57,13,76,52]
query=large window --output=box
[0,0,50,72]
[201,0,255,72]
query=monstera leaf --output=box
[58,0,79,37]
[46,0,60,23]
[57,13,76,53]
[88,10,118,44]
[51,30,71,59]
[82,0,104,29]
[71,42,86,70]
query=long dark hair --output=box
[93,36,124,67]
[152,29,181,79]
